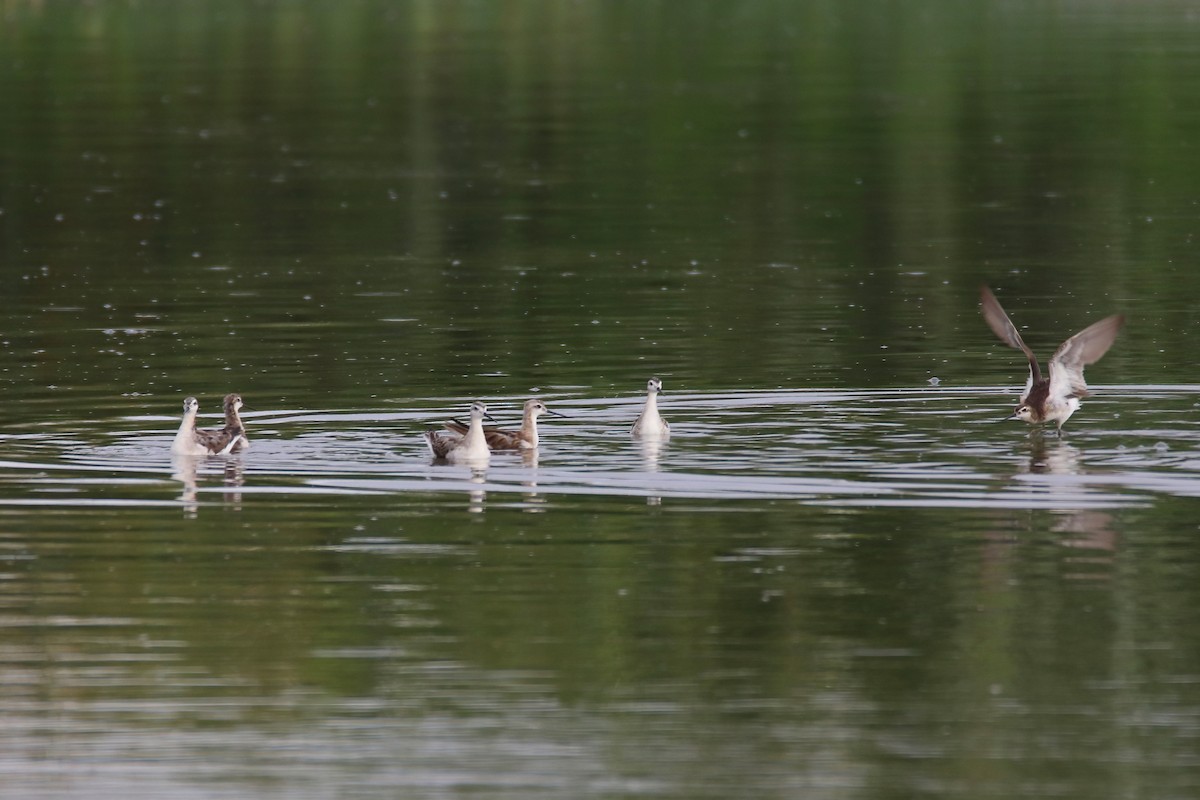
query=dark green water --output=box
[2,2,1200,798]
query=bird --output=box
[424,401,495,462]
[630,377,670,439]
[171,396,244,456]
[221,393,250,452]
[443,398,564,450]
[980,285,1124,434]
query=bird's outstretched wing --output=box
[1048,313,1125,399]
[980,285,1041,398]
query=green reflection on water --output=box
[1,0,1196,409]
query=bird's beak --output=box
[1000,411,1018,422]
[545,409,567,418]
[484,412,496,423]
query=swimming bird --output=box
[630,377,670,439]
[443,398,565,451]
[171,396,244,456]
[980,285,1124,434]
[221,393,250,452]
[424,401,495,462]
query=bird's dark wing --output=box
[981,285,1042,393]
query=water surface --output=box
[2,1,1200,798]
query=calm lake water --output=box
[3,1,1200,798]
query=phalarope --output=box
[221,393,250,452]
[425,401,495,462]
[444,398,564,451]
[630,377,670,439]
[171,396,244,456]
[980,285,1124,434]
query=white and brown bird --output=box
[630,377,670,439]
[171,396,244,456]
[443,398,564,451]
[220,393,250,452]
[424,401,495,462]
[980,285,1124,434]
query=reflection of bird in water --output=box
[1021,438,1117,556]
[1053,510,1116,554]
[518,448,547,511]
[171,396,243,456]
[639,435,666,471]
[171,453,200,517]
[170,453,245,514]
[468,466,486,514]
[424,401,494,463]
[631,377,670,439]
[443,399,564,451]
[980,285,1124,435]
[1025,437,1081,475]
[637,428,667,506]
[222,457,245,508]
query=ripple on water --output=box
[0,386,1196,510]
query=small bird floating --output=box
[630,377,670,439]
[424,401,495,462]
[221,393,250,452]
